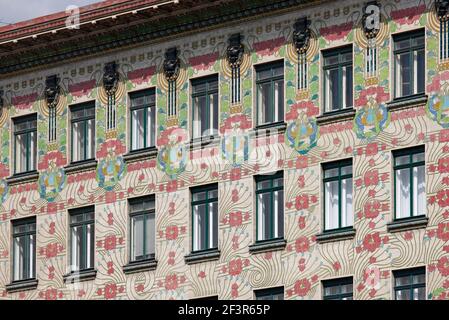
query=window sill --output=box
[316,108,356,125]
[5,278,38,293]
[185,249,220,265]
[123,147,158,163]
[6,171,39,185]
[251,121,286,137]
[64,160,98,174]
[387,216,428,233]
[123,258,158,274]
[387,94,428,112]
[316,228,356,244]
[63,269,97,284]
[248,238,286,254]
[189,135,220,151]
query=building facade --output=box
[0,0,448,300]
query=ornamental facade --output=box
[0,0,448,300]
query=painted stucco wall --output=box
[0,0,449,300]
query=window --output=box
[191,75,218,139]
[394,267,426,300]
[255,172,284,242]
[366,38,377,77]
[394,30,425,98]
[130,90,156,151]
[322,277,353,300]
[255,287,284,300]
[12,218,36,282]
[191,184,218,252]
[129,196,156,262]
[71,102,95,163]
[323,45,353,112]
[440,18,449,61]
[393,146,425,220]
[14,114,37,174]
[256,61,284,126]
[70,207,95,272]
[323,159,353,231]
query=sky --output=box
[0,0,102,25]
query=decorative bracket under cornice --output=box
[226,33,244,68]
[163,47,180,81]
[293,16,311,54]
[436,0,449,21]
[45,75,60,108]
[103,61,119,95]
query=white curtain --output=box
[395,168,411,219]
[325,180,339,230]
[413,165,425,216]
[341,177,353,227]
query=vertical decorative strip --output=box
[44,75,60,142]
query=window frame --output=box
[129,89,156,152]
[322,45,353,113]
[191,74,219,139]
[70,102,96,163]
[393,29,425,99]
[255,60,285,127]
[322,159,353,232]
[393,267,426,300]
[255,171,284,242]
[191,183,219,253]
[13,114,37,175]
[69,206,95,272]
[254,286,284,300]
[128,195,156,263]
[11,217,36,282]
[322,277,353,300]
[393,145,425,220]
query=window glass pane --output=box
[85,105,95,117]
[341,283,353,294]
[413,165,425,216]
[208,189,218,199]
[325,285,340,296]
[257,192,271,241]
[344,65,353,108]
[193,95,208,138]
[258,82,272,124]
[397,52,411,97]
[413,35,425,46]
[86,223,94,269]
[395,38,410,50]
[341,51,353,63]
[396,289,411,300]
[193,204,207,251]
[325,67,339,111]
[72,121,84,162]
[211,93,218,134]
[132,215,144,260]
[145,214,155,256]
[274,189,284,238]
[131,109,144,150]
[257,69,272,81]
[341,177,353,227]
[209,201,218,248]
[413,273,425,284]
[341,165,352,176]
[396,168,411,218]
[29,234,35,279]
[395,155,410,166]
[273,65,284,77]
[130,201,144,213]
[30,131,36,171]
[324,55,339,65]
[192,82,207,94]
[413,152,424,163]
[396,275,411,286]
[71,225,82,271]
[324,168,339,178]
[325,181,339,230]
[414,287,425,300]
[87,119,95,160]
[273,177,283,187]
[257,180,271,190]
[416,49,425,94]
[193,191,206,202]
[13,235,25,281]
[143,198,155,211]
[274,79,284,122]
[15,133,26,173]
[148,106,155,147]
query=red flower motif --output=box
[230,168,241,181]
[165,274,179,290]
[364,200,381,219]
[295,195,309,210]
[127,66,156,85]
[44,288,58,300]
[362,232,381,252]
[189,52,218,71]
[333,261,341,271]
[104,235,117,251]
[439,158,449,173]
[437,222,449,242]
[166,226,179,240]
[68,79,96,98]
[295,236,310,253]
[298,216,306,229]
[198,271,206,278]
[229,212,243,227]
[294,278,311,297]
[166,180,178,193]
[45,243,59,258]
[364,170,379,187]
[104,283,117,299]
[105,191,116,204]
[391,4,425,25]
[366,143,378,156]
[437,189,449,207]
[437,257,449,276]
[296,156,308,169]
[404,231,414,241]
[253,37,285,57]
[220,114,252,134]
[231,283,239,298]
[319,22,353,41]
[229,259,243,276]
